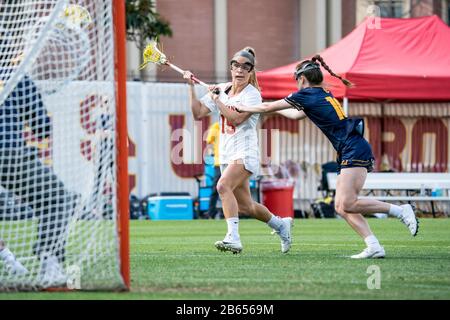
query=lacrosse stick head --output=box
[60,4,93,30]
[139,41,167,70]
[19,4,92,95]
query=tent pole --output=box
[343,97,349,116]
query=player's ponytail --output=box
[311,55,353,87]
[243,46,260,92]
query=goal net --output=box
[0,0,128,290]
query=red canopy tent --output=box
[258,15,450,102]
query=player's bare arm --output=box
[276,108,307,120]
[184,71,211,120]
[234,99,292,113]
[210,87,252,127]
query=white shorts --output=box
[220,156,260,179]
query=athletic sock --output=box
[388,204,403,218]
[267,215,283,231]
[364,235,381,249]
[226,217,240,241]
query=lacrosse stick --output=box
[139,41,219,93]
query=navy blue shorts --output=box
[336,134,375,174]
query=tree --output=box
[126,0,172,80]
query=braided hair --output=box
[295,55,353,88]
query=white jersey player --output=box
[200,82,261,177]
[184,47,293,254]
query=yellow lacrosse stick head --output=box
[139,41,167,70]
[60,4,93,30]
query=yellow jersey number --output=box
[325,97,346,120]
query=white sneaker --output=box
[5,260,29,276]
[0,248,29,276]
[214,237,243,254]
[399,204,419,236]
[276,217,294,253]
[351,246,385,259]
[39,254,68,288]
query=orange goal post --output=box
[0,0,129,291]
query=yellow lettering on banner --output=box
[326,97,346,120]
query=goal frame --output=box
[113,0,130,291]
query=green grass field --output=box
[1,218,450,300]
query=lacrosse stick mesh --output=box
[139,40,167,70]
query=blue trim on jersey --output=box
[284,96,302,111]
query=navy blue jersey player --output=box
[222,55,419,259]
[283,85,374,174]
[0,75,78,285]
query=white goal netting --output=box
[0,0,125,290]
